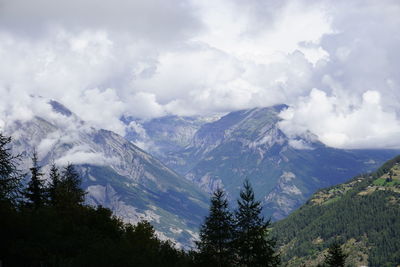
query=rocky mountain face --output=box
[5,101,208,247]
[272,155,400,267]
[123,114,220,173]
[127,106,399,220]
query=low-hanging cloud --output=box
[0,0,399,149]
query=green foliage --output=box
[1,203,190,267]
[324,243,347,267]
[59,164,86,207]
[195,181,280,267]
[48,163,61,205]
[196,188,235,267]
[234,179,280,266]
[0,133,22,203]
[272,156,400,267]
[373,177,400,186]
[24,151,46,209]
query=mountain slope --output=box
[131,106,399,220]
[6,100,208,246]
[271,155,400,267]
[123,114,220,174]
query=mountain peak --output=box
[49,100,73,117]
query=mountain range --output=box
[4,99,399,247]
[127,105,399,219]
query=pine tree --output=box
[234,179,279,267]
[196,188,235,267]
[48,163,61,205]
[0,133,22,203]
[24,150,46,209]
[58,164,85,207]
[325,243,347,267]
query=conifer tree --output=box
[325,242,347,267]
[0,133,21,203]
[24,150,46,209]
[58,164,85,207]
[48,163,61,205]
[196,188,235,267]
[234,179,279,267]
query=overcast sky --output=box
[0,0,399,149]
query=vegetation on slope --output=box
[271,155,400,267]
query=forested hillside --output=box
[272,155,400,267]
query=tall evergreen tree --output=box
[24,150,46,209]
[0,133,22,203]
[48,163,61,205]
[58,164,85,207]
[196,188,234,267]
[234,179,279,267]
[324,243,347,267]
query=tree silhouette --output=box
[57,164,86,208]
[24,150,46,209]
[196,188,235,267]
[48,163,61,205]
[234,179,280,267]
[0,133,22,204]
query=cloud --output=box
[276,0,400,149]
[279,89,400,149]
[0,0,399,149]
[55,150,113,166]
[0,0,201,43]
[128,92,165,119]
[192,0,332,64]
[0,30,136,135]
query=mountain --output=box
[123,114,221,173]
[271,155,400,267]
[126,106,399,220]
[6,100,209,246]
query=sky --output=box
[0,0,400,149]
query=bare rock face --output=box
[264,172,304,220]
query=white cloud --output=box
[55,150,113,166]
[276,0,400,149]
[0,0,399,149]
[279,89,400,149]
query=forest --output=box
[271,156,400,266]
